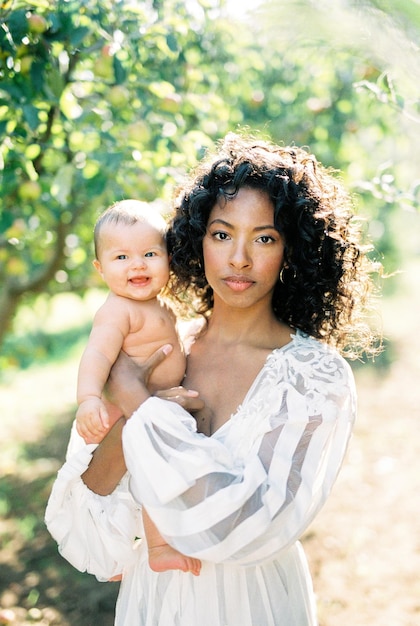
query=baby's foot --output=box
[148,544,202,576]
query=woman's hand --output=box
[106,344,174,418]
[155,386,205,413]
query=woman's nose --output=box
[229,242,251,269]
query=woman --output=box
[46,133,379,625]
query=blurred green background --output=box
[1,1,419,624]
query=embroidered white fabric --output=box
[45,332,356,626]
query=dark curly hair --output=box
[168,133,380,358]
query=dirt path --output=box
[305,264,420,626]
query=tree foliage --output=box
[0,0,238,345]
[1,0,419,356]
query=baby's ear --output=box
[92,259,103,275]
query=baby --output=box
[76,199,201,576]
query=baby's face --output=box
[94,221,170,301]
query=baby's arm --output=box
[76,298,132,443]
[76,396,112,444]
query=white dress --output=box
[45,331,356,626]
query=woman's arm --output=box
[45,344,205,579]
[81,417,127,495]
[45,447,143,580]
[121,344,357,565]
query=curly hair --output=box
[168,133,380,358]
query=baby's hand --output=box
[155,386,205,412]
[76,397,110,444]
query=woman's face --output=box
[202,187,285,312]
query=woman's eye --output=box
[257,235,275,244]
[213,231,230,241]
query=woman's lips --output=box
[223,276,254,292]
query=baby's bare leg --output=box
[142,509,201,576]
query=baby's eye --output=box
[117,254,128,260]
[144,251,156,257]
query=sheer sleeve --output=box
[122,335,356,566]
[45,441,143,581]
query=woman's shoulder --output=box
[271,330,354,381]
[281,329,344,356]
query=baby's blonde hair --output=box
[94,199,168,259]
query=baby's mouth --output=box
[129,276,150,286]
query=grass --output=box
[0,293,119,625]
[0,290,106,376]
[0,401,119,626]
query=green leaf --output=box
[395,94,405,109]
[69,26,90,46]
[113,55,126,84]
[0,81,24,100]
[166,32,178,53]
[30,59,45,92]
[5,9,28,45]
[46,64,65,99]
[84,170,108,197]
[22,103,39,130]
[0,23,15,54]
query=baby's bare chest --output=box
[121,304,186,391]
[123,305,179,357]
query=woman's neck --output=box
[204,301,287,349]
